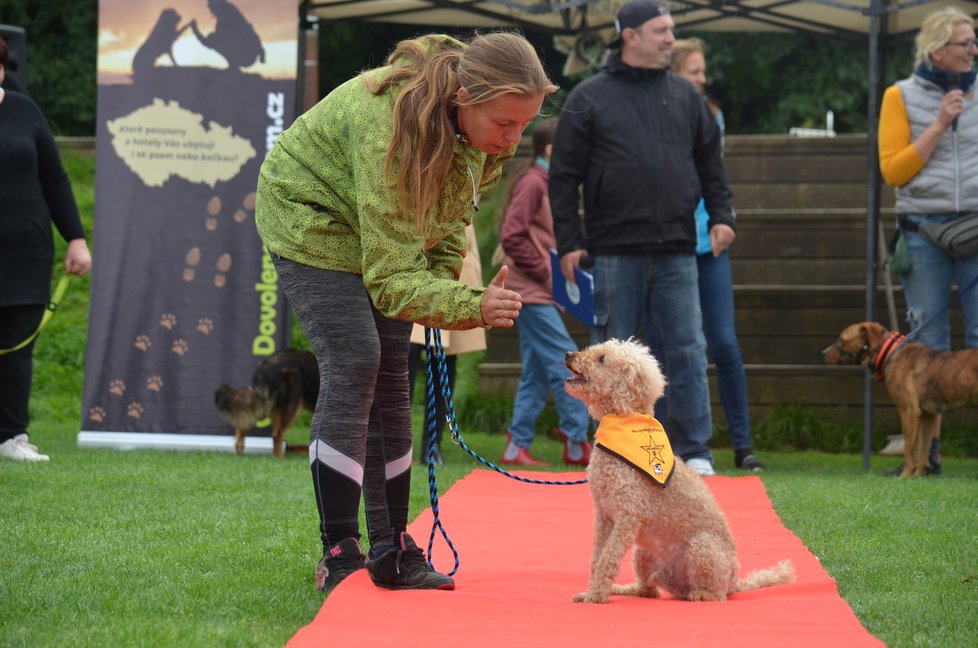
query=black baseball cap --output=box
[610,0,671,48]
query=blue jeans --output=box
[592,254,713,461]
[901,214,978,350]
[698,250,752,450]
[509,304,590,448]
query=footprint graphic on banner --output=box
[214,253,232,287]
[205,196,221,231]
[184,247,201,282]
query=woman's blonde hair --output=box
[365,31,558,234]
[670,37,705,75]
[915,6,975,68]
[670,37,720,117]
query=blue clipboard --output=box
[549,249,595,328]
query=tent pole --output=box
[863,0,885,471]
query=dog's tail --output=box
[214,384,270,431]
[733,559,795,593]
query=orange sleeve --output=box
[878,85,925,188]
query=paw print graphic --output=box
[171,339,189,356]
[89,406,106,423]
[196,318,214,334]
[109,379,126,396]
[160,313,177,330]
[147,375,164,392]
[134,334,152,351]
[127,401,144,419]
[183,247,201,282]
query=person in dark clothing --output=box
[549,0,735,476]
[0,36,93,462]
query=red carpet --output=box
[288,471,883,647]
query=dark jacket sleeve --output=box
[35,103,85,243]
[549,89,592,256]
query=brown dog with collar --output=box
[822,321,978,477]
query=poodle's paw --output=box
[687,589,727,602]
[573,591,609,604]
[610,582,661,598]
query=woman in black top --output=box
[0,36,92,462]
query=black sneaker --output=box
[315,537,365,593]
[886,453,942,477]
[735,449,765,471]
[365,532,455,591]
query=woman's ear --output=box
[544,142,553,160]
[455,86,470,105]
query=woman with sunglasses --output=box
[878,5,978,475]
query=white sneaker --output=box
[0,435,50,462]
[686,457,715,476]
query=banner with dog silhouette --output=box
[80,0,297,451]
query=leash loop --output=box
[421,326,587,576]
[0,274,70,356]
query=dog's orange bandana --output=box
[594,413,675,487]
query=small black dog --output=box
[214,349,318,458]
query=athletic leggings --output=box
[0,305,44,442]
[272,256,413,552]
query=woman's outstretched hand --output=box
[480,266,522,328]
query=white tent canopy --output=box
[302,0,978,37]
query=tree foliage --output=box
[1,0,98,135]
[694,31,915,134]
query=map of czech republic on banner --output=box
[80,0,298,452]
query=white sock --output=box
[566,440,583,461]
[503,440,520,460]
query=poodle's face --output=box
[564,338,667,419]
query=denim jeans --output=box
[697,250,752,450]
[509,304,590,448]
[592,254,713,461]
[900,214,978,350]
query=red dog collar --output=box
[871,332,905,381]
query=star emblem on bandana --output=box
[640,430,668,467]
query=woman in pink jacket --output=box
[498,118,591,466]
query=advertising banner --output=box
[80,0,298,451]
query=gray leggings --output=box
[273,255,413,550]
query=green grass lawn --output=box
[3,149,977,647]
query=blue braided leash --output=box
[422,327,587,576]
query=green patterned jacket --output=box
[256,35,514,330]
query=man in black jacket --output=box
[550,0,735,476]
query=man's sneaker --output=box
[685,457,716,476]
[0,435,50,462]
[365,532,455,591]
[315,537,365,593]
[735,448,765,471]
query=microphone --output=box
[948,72,961,131]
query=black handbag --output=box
[917,212,978,258]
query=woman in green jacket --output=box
[256,31,556,593]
